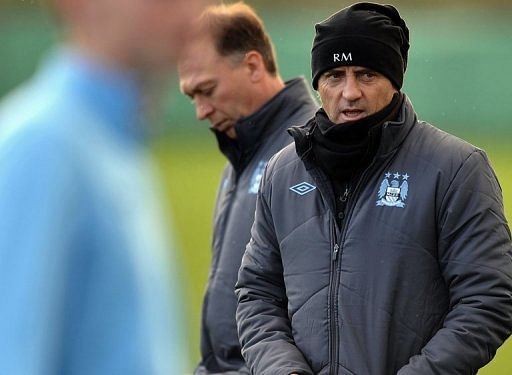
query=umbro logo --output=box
[289,182,317,196]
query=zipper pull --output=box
[341,186,350,202]
[333,244,339,261]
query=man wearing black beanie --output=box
[236,2,512,375]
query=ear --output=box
[243,51,266,83]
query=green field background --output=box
[1,1,511,373]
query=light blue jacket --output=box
[0,49,187,374]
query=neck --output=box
[265,74,286,96]
[249,74,285,115]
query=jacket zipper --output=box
[304,120,398,374]
[211,174,238,274]
[328,167,379,375]
[329,223,339,375]
[329,183,350,375]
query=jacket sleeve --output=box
[0,129,78,374]
[235,163,314,375]
[398,150,512,374]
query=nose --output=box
[342,74,362,102]
[195,98,214,121]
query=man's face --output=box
[64,0,206,72]
[178,39,257,139]
[317,66,397,124]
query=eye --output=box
[358,71,377,82]
[323,71,344,84]
[202,86,215,97]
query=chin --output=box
[226,128,237,139]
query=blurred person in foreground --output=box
[0,0,205,373]
[178,3,318,374]
[235,3,512,374]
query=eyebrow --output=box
[183,80,216,98]
[323,68,347,77]
[322,67,379,79]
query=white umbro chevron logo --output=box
[289,182,317,196]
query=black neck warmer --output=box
[312,92,403,182]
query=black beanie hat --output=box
[311,2,409,90]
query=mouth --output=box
[211,120,233,133]
[210,120,237,139]
[340,109,366,121]
[211,120,227,130]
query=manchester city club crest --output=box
[376,171,409,208]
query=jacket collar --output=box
[289,94,417,168]
[377,94,417,158]
[214,77,314,175]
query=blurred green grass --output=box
[153,134,511,373]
